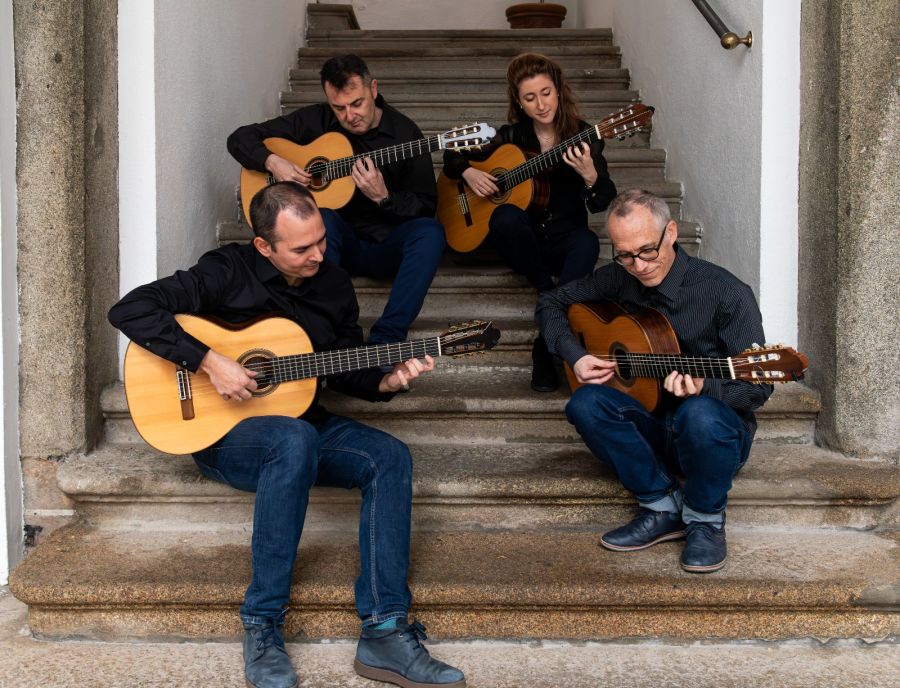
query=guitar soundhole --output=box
[238,349,278,397]
[489,167,511,204]
[306,156,330,191]
[611,344,636,387]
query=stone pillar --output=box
[799,0,900,460]
[13,0,119,539]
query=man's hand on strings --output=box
[573,354,616,385]
[664,371,705,397]
[265,154,312,185]
[462,167,500,198]
[379,355,436,393]
[352,157,390,203]
[200,350,258,402]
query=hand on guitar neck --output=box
[265,153,312,186]
[378,354,436,393]
[663,371,704,397]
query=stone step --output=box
[297,46,622,70]
[2,589,897,688]
[290,66,632,92]
[286,89,639,106]
[10,524,899,640]
[101,373,820,448]
[306,28,615,49]
[55,439,900,532]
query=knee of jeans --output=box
[488,204,529,235]
[674,396,734,439]
[571,229,600,257]
[565,385,618,425]
[372,436,412,483]
[266,419,320,478]
[408,219,446,254]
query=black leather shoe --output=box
[355,619,466,688]
[531,336,559,392]
[600,508,686,551]
[681,521,727,573]
[242,616,298,688]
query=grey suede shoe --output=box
[355,620,466,688]
[242,616,298,688]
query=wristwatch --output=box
[378,193,392,209]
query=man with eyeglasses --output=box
[536,188,773,573]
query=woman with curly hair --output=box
[443,52,617,392]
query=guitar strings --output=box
[307,136,441,180]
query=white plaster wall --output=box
[351,0,580,29]
[0,0,22,583]
[609,0,765,293]
[119,0,159,368]
[576,0,614,27]
[153,0,308,277]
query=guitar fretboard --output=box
[616,352,734,380]
[308,137,442,182]
[248,337,443,384]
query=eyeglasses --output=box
[612,225,668,266]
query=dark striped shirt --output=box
[536,243,773,433]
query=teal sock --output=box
[373,618,398,630]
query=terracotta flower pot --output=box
[506,3,567,29]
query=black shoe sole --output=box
[599,530,686,552]
[530,381,559,392]
[681,557,727,573]
[246,679,298,688]
[354,659,466,688]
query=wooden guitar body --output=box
[437,143,549,253]
[239,133,356,223]
[124,315,317,455]
[564,301,681,412]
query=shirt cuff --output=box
[179,333,210,373]
[700,377,724,400]
[556,338,590,369]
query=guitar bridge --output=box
[456,181,473,226]
[176,367,195,420]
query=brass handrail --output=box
[690,0,752,49]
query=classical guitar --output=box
[123,315,501,455]
[437,104,654,252]
[564,300,809,412]
[240,123,496,225]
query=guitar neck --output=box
[254,336,443,384]
[324,136,441,181]
[498,127,600,192]
[621,353,735,380]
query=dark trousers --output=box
[565,386,753,523]
[322,209,446,344]
[193,414,413,626]
[488,204,599,291]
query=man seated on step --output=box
[108,183,466,688]
[536,189,773,573]
[228,53,445,350]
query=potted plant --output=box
[506,0,567,29]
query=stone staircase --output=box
[10,18,899,647]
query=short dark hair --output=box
[320,54,372,90]
[248,182,319,244]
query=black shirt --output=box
[108,242,392,422]
[442,120,617,239]
[227,95,437,242]
[536,244,773,433]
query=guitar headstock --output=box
[439,321,501,356]
[596,104,655,141]
[732,344,809,383]
[439,123,497,151]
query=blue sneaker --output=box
[355,619,466,688]
[242,616,298,688]
[599,508,686,551]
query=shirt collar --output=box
[369,93,397,139]
[250,242,319,293]
[652,242,690,301]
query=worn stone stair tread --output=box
[299,45,622,60]
[10,525,899,640]
[56,441,900,511]
[281,90,640,106]
[306,28,614,44]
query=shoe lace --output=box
[399,620,429,653]
[686,522,719,542]
[253,622,285,652]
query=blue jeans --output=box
[488,204,599,291]
[565,386,752,523]
[193,414,412,626]
[321,209,446,344]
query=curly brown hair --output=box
[506,53,583,140]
